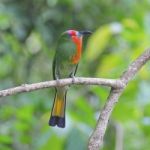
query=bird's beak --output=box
[79,31,92,36]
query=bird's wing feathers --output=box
[53,34,78,79]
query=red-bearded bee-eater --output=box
[49,30,92,128]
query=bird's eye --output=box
[76,32,82,37]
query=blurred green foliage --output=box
[0,0,150,150]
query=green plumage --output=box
[49,33,78,128]
[53,34,78,79]
[49,30,91,128]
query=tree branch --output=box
[0,77,123,97]
[88,48,150,150]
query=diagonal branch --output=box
[88,88,123,150]
[121,48,150,82]
[88,48,150,150]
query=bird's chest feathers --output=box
[71,36,82,64]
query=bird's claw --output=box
[55,78,61,86]
[71,76,75,84]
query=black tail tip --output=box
[49,116,65,128]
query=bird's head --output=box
[64,30,92,37]
[60,30,92,64]
[62,29,92,44]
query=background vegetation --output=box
[0,0,150,149]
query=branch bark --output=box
[0,77,123,97]
[88,48,150,150]
[0,49,150,150]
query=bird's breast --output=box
[71,36,83,64]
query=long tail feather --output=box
[49,88,67,128]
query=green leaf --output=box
[96,53,127,78]
[85,23,122,62]
[0,135,12,144]
[85,25,112,61]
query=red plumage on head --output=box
[67,30,78,36]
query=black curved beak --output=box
[79,31,92,36]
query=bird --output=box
[49,29,92,128]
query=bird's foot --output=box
[55,78,61,86]
[71,75,76,84]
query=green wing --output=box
[53,34,78,79]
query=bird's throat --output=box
[71,36,83,64]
